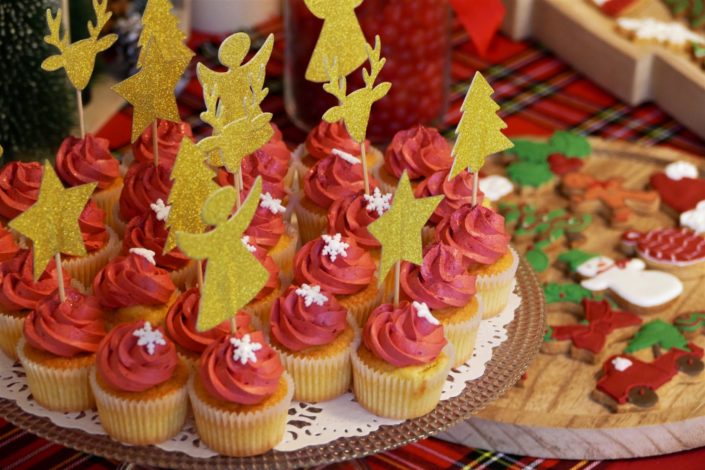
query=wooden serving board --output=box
[500,0,705,141]
[437,138,705,459]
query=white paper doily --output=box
[0,286,520,457]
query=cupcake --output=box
[400,243,481,367]
[269,283,359,402]
[327,188,392,256]
[90,320,189,445]
[165,287,255,369]
[436,205,517,318]
[294,233,380,326]
[115,162,173,236]
[296,152,378,243]
[122,201,195,289]
[131,119,194,170]
[0,161,42,222]
[92,249,177,328]
[216,167,289,202]
[241,239,282,323]
[374,125,453,193]
[0,250,70,359]
[351,301,452,419]
[0,223,20,262]
[189,331,293,456]
[55,134,123,227]
[17,288,105,411]
[241,125,294,188]
[415,169,485,246]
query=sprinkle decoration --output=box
[363,187,392,216]
[295,283,329,307]
[260,192,286,215]
[129,247,157,265]
[321,233,349,262]
[332,148,360,165]
[241,235,257,253]
[150,198,171,221]
[413,301,439,326]
[230,334,262,365]
[133,321,167,355]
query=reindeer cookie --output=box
[621,227,705,280]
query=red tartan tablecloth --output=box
[3,15,705,470]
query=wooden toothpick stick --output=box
[393,260,401,307]
[471,171,480,207]
[360,141,370,195]
[54,253,66,302]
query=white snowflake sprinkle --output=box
[332,148,360,165]
[230,334,263,365]
[133,321,167,355]
[241,236,257,253]
[259,192,286,215]
[149,198,171,221]
[413,301,440,326]
[129,247,156,265]
[612,357,633,372]
[363,188,392,216]
[295,283,328,307]
[321,233,349,262]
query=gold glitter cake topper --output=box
[176,177,269,332]
[8,162,95,287]
[138,0,194,69]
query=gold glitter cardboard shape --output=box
[138,0,194,70]
[367,171,443,284]
[41,0,117,91]
[8,162,96,281]
[304,0,368,82]
[164,139,219,252]
[176,177,269,332]
[449,71,513,178]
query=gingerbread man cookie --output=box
[621,227,705,280]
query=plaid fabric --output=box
[3,14,705,470]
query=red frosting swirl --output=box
[415,170,485,224]
[436,205,510,266]
[92,252,176,310]
[327,191,382,250]
[165,288,252,354]
[119,162,173,222]
[0,249,70,312]
[294,235,375,296]
[0,162,42,220]
[24,289,105,357]
[122,211,190,271]
[363,301,447,367]
[383,125,453,180]
[244,194,286,249]
[305,121,370,161]
[199,331,284,405]
[250,244,280,302]
[304,154,377,209]
[241,138,291,184]
[96,320,178,393]
[270,284,348,352]
[0,223,20,262]
[400,243,476,310]
[132,119,194,169]
[55,134,120,190]
[79,201,109,253]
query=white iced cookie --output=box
[479,175,514,202]
[665,161,699,181]
[681,200,705,234]
[617,18,705,47]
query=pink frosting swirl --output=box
[251,244,280,302]
[122,211,190,271]
[400,243,476,310]
[24,289,105,357]
[96,320,178,393]
[294,235,375,296]
[304,154,377,209]
[165,288,252,354]
[132,119,194,169]
[79,201,109,253]
[92,252,176,310]
[383,125,453,180]
[363,301,447,367]
[270,284,348,352]
[118,162,173,222]
[305,121,370,161]
[244,197,285,250]
[327,191,382,250]
[0,223,20,262]
[436,205,510,266]
[0,162,42,220]
[415,170,485,224]
[0,249,70,312]
[241,138,291,184]
[55,134,120,190]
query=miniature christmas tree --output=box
[625,320,690,355]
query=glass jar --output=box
[284,0,451,142]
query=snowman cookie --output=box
[558,249,683,315]
[621,227,705,280]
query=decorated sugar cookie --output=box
[674,312,705,340]
[544,282,596,313]
[680,201,705,234]
[616,18,705,51]
[589,0,641,17]
[650,160,705,215]
[621,227,705,280]
[479,175,513,202]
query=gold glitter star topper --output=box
[304,0,368,82]
[367,171,442,303]
[9,162,96,283]
[176,177,269,332]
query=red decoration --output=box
[548,153,584,176]
[650,172,705,214]
[450,0,506,57]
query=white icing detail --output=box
[579,256,683,308]
[321,233,349,262]
[150,198,171,221]
[295,283,328,307]
[612,357,632,372]
[665,161,699,181]
[240,235,257,253]
[363,187,392,216]
[617,18,705,47]
[681,200,705,234]
[129,247,156,265]
[133,321,166,355]
[413,301,439,326]
[479,175,514,202]
[332,148,360,165]
[230,334,262,365]
[592,0,608,6]
[259,192,286,215]
[576,256,615,278]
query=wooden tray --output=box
[439,138,705,460]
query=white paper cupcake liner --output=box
[62,227,121,288]
[476,247,519,319]
[0,312,25,360]
[442,295,483,367]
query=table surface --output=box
[4,15,705,470]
